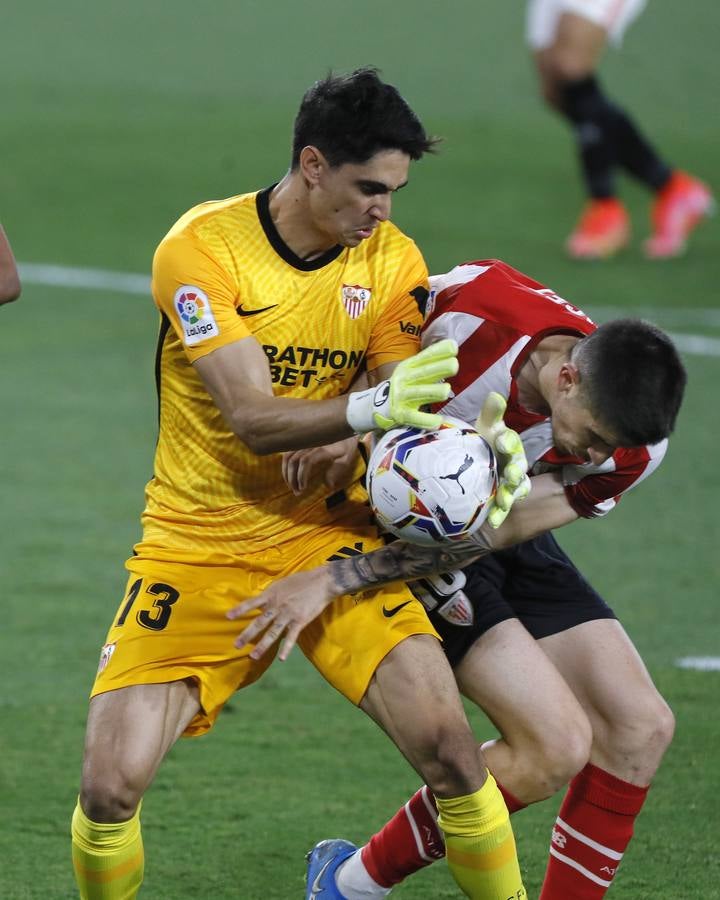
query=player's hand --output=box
[475,392,531,528]
[282,437,360,496]
[345,339,459,433]
[227,568,335,661]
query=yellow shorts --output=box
[91,518,437,736]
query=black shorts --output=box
[422,531,617,668]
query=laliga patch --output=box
[97,641,117,674]
[438,590,474,627]
[341,284,372,319]
[174,285,219,346]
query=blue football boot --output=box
[305,838,358,899]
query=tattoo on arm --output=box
[327,537,490,596]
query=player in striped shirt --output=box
[233,259,686,899]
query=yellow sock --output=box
[436,773,526,899]
[71,799,144,900]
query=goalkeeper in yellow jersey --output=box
[71,68,528,900]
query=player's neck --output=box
[519,335,579,414]
[268,175,337,260]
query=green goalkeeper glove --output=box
[475,392,531,528]
[346,339,459,434]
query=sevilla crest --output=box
[341,284,372,319]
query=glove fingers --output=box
[406,338,458,368]
[497,474,532,508]
[514,474,532,501]
[474,391,507,434]
[495,430,525,460]
[402,358,459,384]
[503,462,528,487]
[486,505,509,529]
[397,383,452,405]
[401,409,445,429]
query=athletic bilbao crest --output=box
[438,591,474,627]
[341,284,372,319]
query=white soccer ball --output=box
[367,416,498,546]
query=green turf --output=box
[1,1,719,897]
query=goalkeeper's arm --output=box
[192,337,458,456]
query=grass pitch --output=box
[1,2,718,897]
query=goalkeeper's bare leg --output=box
[72,681,200,899]
[358,634,526,899]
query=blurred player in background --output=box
[234,260,686,899]
[527,0,714,258]
[70,70,528,900]
[0,225,21,304]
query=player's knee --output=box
[80,765,145,823]
[604,692,675,776]
[633,695,675,757]
[546,47,595,84]
[420,727,485,797]
[516,711,592,801]
[537,717,592,796]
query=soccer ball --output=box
[367,416,497,546]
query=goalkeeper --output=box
[71,71,528,900]
[232,259,685,900]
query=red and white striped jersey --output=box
[423,260,666,518]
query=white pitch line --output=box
[667,333,720,356]
[18,262,150,295]
[16,262,720,357]
[675,657,720,671]
[591,306,720,328]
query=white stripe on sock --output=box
[556,816,624,860]
[420,785,439,822]
[404,799,435,864]
[549,847,614,887]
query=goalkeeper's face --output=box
[308,148,410,247]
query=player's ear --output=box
[299,146,327,186]
[557,362,580,394]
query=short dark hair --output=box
[291,67,438,169]
[572,319,686,447]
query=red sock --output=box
[539,763,649,899]
[361,780,526,887]
[361,786,443,887]
[497,781,527,814]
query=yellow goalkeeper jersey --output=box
[134,186,427,565]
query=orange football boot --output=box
[566,198,630,259]
[644,170,715,258]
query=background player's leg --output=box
[537,12,677,258]
[536,619,674,898]
[534,20,628,257]
[355,634,525,899]
[349,620,592,893]
[72,680,201,899]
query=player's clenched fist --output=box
[346,339,459,433]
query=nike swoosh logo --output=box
[382,600,412,618]
[309,859,333,898]
[236,303,278,317]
